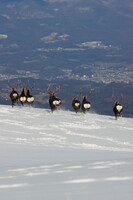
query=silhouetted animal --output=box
[113,101,123,120]
[26,89,34,106]
[82,96,91,113]
[8,81,19,107]
[72,98,80,113]
[112,96,123,120]
[47,86,61,112]
[19,88,27,106]
[9,88,19,107]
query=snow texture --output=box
[0,105,133,200]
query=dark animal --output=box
[112,96,123,120]
[82,96,91,113]
[8,81,19,107]
[26,89,34,106]
[47,86,61,112]
[72,98,80,113]
[19,88,27,106]
[9,88,19,107]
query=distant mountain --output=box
[0,0,133,117]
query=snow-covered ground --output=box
[0,105,133,200]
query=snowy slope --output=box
[0,105,133,200]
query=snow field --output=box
[0,105,133,200]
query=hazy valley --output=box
[0,0,133,116]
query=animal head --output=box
[112,95,123,105]
[8,80,19,92]
[82,96,87,101]
[47,85,60,98]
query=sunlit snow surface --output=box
[0,105,133,200]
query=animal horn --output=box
[54,85,60,94]
[8,80,12,89]
[18,80,25,89]
[8,80,19,90]
[112,95,115,102]
[15,80,21,89]
[88,89,93,98]
[79,87,83,98]
[119,94,123,102]
[30,83,35,91]
[47,84,52,94]
[26,80,35,91]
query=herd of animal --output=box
[8,81,34,107]
[71,94,123,120]
[8,82,123,120]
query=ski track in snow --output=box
[0,105,133,152]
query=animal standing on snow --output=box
[47,86,61,112]
[19,88,27,106]
[8,81,19,107]
[72,98,81,113]
[112,96,123,120]
[82,96,91,113]
[26,89,34,106]
[80,89,92,113]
